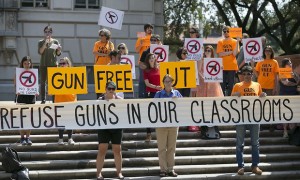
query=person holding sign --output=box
[217,26,239,96]
[135,23,153,58]
[93,28,114,65]
[54,57,76,145]
[143,53,162,141]
[175,47,191,97]
[279,58,299,138]
[154,74,182,177]
[15,56,37,145]
[231,66,266,176]
[38,25,61,104]
[96,81,124,180]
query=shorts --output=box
[98,129,123,144]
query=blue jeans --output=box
[236,124,260,168]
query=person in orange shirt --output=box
[217,26,239,96]
[54,57,76,145]
[254,45,279,96]
[231,65,266,176]
[136,24,153,98]
[93,28,114,65]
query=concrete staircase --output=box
[0,126,300,180]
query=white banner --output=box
[98,6,124,30]
[0,96,299,130]
[203,58,223,82]
[243,37,263,63]
[184,38,204,60]
[16,68,39,95]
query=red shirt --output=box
[143,68,160,92]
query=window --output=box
[75,0,100,9]
[21,0,48,8]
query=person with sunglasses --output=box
[54,57,76,146]
[38,25,61,104]
[217,26,240,96]
[196,45,223,137]
[93,28,114,66]
[231,65,266,176]
[96,81,124,180]
[117,43,129,55]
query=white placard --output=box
[150,44,169,63]
[16,68,39,95]
[243,37,263,63]
[120,55,136,79]
[98,6,124,30]
[203,58,223,82]
[184,38,204,60]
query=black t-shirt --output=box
[140,48,150,63]
[16,95,36,104]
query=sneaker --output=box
[237,168,244,175]
[252,166,262,175]
[58,139,64,145]
[145,133,152,142]
[283,132,289,138]
[68,138,75,145]
[20,138,27,145]
[26,138,32,146]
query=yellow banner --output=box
[229,27,242,38]
[279,68,292,79]
[94,65,133,93]
[47,67,87,95]
[159,61,196,88]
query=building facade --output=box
[0,0,164,100]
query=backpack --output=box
[289,126,300,146]
[1,147,30,180]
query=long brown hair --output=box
[144,53,158,70]
[20,56,33,68]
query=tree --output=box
[163,0,300,55]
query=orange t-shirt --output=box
[231,81,262,96]
[54,94,77,103]
[255,59,279,89]
[135,34,151,59]
[93,41,114,65]
[216,38,238,70]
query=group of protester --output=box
[14,23,300,179]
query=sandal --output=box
[160,171,167,177]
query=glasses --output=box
[44,31,52,34]
[59,62,68,65]
[100,34,105,37]
[189,31,196,34]
[107,87,116,91]
[150,39,157,42]
[223,30,229,33]
[205,49,211,52]
[242,73,252,76]
[118,47,125,50]
[182,52,188,55]
[265,49,272,52]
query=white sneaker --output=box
[58,139,64,145]
[68,138,75,145]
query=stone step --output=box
[1,153,299,171]
[1,145,299,161]
[1,162,300,180]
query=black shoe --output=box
[41,100,46,104]
[168,170,178,177]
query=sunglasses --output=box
[150,39,157,42]
[107,87,116,91]
[265,49,272,52]
[44,31,52,34]
[189,31,196,34]
[205,49,211,52]
[164,80,173,83]
[242,73,252,76]
[182,52,188,55]
[223,30,229,33]
[59,62,67,65]
[118,47,125,50]
[100,34,105,37]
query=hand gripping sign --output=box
[98,6,124,30]
[16,68,39,95]
[203,58,223,82]
[150,44,169,63]
[120,55,136,79]
[184,38,204,60]
[242,37,263,63]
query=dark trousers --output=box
[221,70,236,96]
